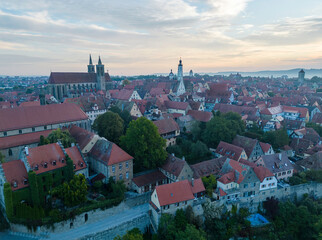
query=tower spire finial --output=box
[89,54,93,65]
[98,55,102,65]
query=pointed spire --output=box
[89,54,93,65]
[98,55,102,65]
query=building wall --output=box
[0,142,38,162]
[177,163,193,182]
[108,159,133,187]
[259,177,277,191]
[275,169,293,181]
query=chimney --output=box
[278,153,282,161]
[191,178,194,187]
[25,147,29,156]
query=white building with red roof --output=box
[150,178,205,226]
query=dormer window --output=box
[24,179,28,185]
[44,162,48,168]
[73,164,76,169]
[53,160,56,166]
[13,181,17,188]
[80,162,84,167]
[61,159,65,163]
[35,165,39,171]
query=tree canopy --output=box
[41,128,75,148]
[120,117,167,172]
[110,105,132,131]
[92,111,124,144]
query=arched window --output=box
[8,149,12,156]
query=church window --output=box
[32,127,35,132]
[8,149,12,156]
[4,132,7,136]
[19,130,22,134]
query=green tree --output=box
[65,155,74,181]
[93,111,124,143]
[120,117,167,172]
[175,224,206,240]
[0,152,5,163]
[174,209,188,231]
[306,122,322,137]
[189,141,211,164]
[51,174,87,207]
[3,183,13,219]
[39,135,49,146]
[202,175,217,197]
[262,129,289,150]
[45,128,75,148]
[110,106,132,131]
[114,228,143,240]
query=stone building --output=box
[48,55,111,101]
[153,118,180,147]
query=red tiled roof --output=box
[19,101,40,107]
[162,155,186,177]
[112,89,133,101]
[65,146,87,172]
[191,157,227,178]
[219,188,227,196]
[0,103,88,132]
[216,141,245,161]
[2,160,29,191]
[132,170,167,187]
[187,110,212,122]
[164,101,189,111]
[191,178,205,194]
[0,129,52,149]
[259,142,272,153]
[253,166,274,182]
[90,139,133,166]
[218,171,235,184]
[283,106,308,118]
[68,125,95,150]
[155,180,194,206]
[27,143,66,174]
[49,72,110,84]
[153,118,179,135]
[227,159,249,184]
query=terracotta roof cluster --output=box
[19,101,40,107]
[191,157,227,178]
[132,170,167,187]
[49,72,111,84]
[187,110,212,122]
[290,138,314,155]
[0,103,88,132]
[111,89,134,101]
[1,160,29,191]
[155,179,205,207]
[216,141,246,161]
[213,103,257,120]
[89,139,133,166]
[292,128,320,145]
[153,118,179,135]
[64,95,108,112]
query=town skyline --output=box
[1,0,322,75]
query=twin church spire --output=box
[87,54,105,90]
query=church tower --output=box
[169,69,174,80]
[176,58,186,96]
[298,69,305,83]
[88,54,95,73]
[177,58,183,82]
[96,56,106,90]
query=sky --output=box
[1,0,322,76]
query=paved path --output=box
[48,203,149,240]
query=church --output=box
[48,55,111,101]
[169,58,186,96]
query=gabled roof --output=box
[115,100,135,112]
[153,118,179,135]
[296,151,322,170]
[261,152,294,174]
[89,139,133,166]
[164,101,189,110]
[132,170,167,187]
[68,125,95,150]
[1,160,29,191]
[232,135,258,157]
[27,143,66,174]
[187,110,212,122]
[218,171,235,184]
[161,154,186,177]
[155,180,201,206]
[216,141,245,161]
[190,157,227,178]
[65,146,87,172]
[49,72,110,84]
[259,142,272,153]
[0,129,52,150]
[0,103,88,132]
